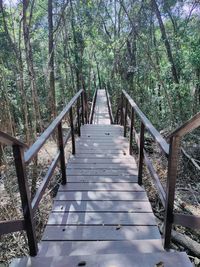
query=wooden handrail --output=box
[0,131,28,148]
[89,88,98,124]
[0,219,25,235]
[24,89,83,163]
[122,90,169,156]
[0,90,85,256]
[105,88,114,124]
[169,112,200,137]
[119,89,200,249]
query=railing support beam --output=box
[138,122,145,185]
[70,107,76,154]
[129,107,134,155]
[124,99,128,137]
[58,122,67,185]
[163,135,180,249]
[13,145,38,256]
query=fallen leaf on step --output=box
[154,261,164,267]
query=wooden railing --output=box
[118,90,200,249]
[89,88,98,124]
[105,88,114,124]
[0,89,86,256]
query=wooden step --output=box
[58,183,143,191]
[55,191,148,201]
[10,252,193,267]
[66,163,137,169]
[38,240,164,256]
[68,157,136,164]
[52,200,152,212]
[65,175,138,183]
[42,225,161,241]
[47,212,157,226]
[66,169,137,176]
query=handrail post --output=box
[70,107,75,154]
[120,93,124,126]
[58,122,67,185]
[138,122,145,185]
[129,107,134,155]
[81,91,85,125]
[84,90,88,124]
[77,98,81,136]
[163,135,180,249]
[124,98,128,137]
[13,145,38,256]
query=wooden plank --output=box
[75,150,128,155]
[42,225,161,241]
[47,212,156,226]
[81,125,123,129]
[0,219,25,235]
[55,191,148,201]
[65,175,138,183]
[68,156,136,164]
[76,143,129,149]
[58,183,144,192]
[52,200,152,212]
[68,157,135,164]
[11,252,192,267]
[66,169,137,176]
[76,136,127,141]
[38,239,164,256]
[66,163,137,169]
[69,154,132,159]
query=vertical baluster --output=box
[124,99,128,137]
[120,93,124,126]
[13,145,38,256]
[70,107,75,154]
[84,91,88,124]
[58,122,67,185]
[129,107,134,155]
[138,122,145,185]
[81,91,84,125]
[163,135,180,249]
[77,98,81,136]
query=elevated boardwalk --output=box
[10,89,192,266]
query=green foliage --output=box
[0,0,199,136]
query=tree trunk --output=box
[151,0,179,85]
[48,0,56,118]
[23,0,42,136]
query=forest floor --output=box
[0,134,200,266]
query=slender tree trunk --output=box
[23,0,42,135]
[48,0,56,118]
[151,0,179,84]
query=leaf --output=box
[154,261,164,267]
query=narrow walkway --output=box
[11,89,192,266]
[93,89,111,124]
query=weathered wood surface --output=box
[58,182,143,191]
[47,212,157,226]
[55,191,148,201]
[65,175,138,183]
[39,90,162,257]
[11,252,193,267]
[42,225,160,241]
[52,200,153,212]
[92,90,111,124]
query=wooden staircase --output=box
[9,90,194,266]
